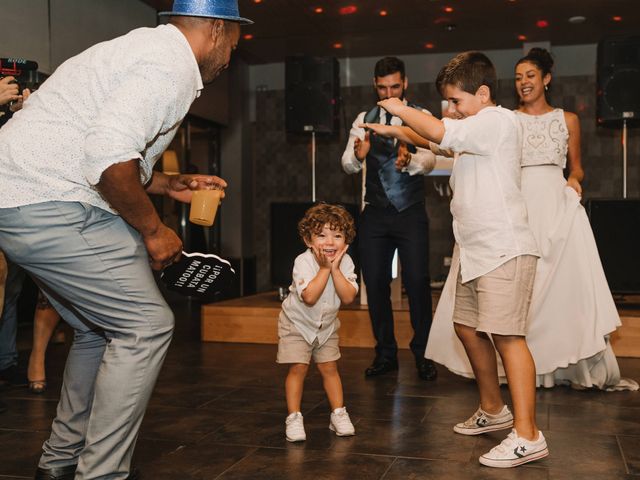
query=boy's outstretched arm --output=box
[378,97,445,144]
[358,123,431,148]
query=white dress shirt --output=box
[0,24,203,213]
[281,250,359,346]
[439,106,539,283]
[341,103,436,176]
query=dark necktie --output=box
[385,112,393,125]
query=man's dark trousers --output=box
[358,202,431,362]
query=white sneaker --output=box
[285,412,306,442]
[453,405,514,435]
[329,407,355,436]
[479,429,549,468]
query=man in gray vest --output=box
[341,57,437,381]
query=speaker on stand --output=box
[591,36,640,294]
[596,35,640,198]
[285,56,340,202]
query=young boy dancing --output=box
[363,51,548,468]
[277,203,358,442]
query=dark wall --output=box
[251,75,640,292]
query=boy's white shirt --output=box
[439,106,539,283]
[281,250,359,346]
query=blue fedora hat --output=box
[159,0,253,25]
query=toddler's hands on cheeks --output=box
[331,245,349,272]
[312,246,332,270]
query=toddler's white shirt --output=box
[281,250,358,346]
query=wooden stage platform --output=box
[202,291,640,358]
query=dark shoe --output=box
[0,364,28,386]
[365,358,398,377]
[35,464,140,479]
[34,464,76,480]
[416,358,438,381]
[29,379,47,395]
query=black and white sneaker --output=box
[479,429,549,468]
[453,405,513,435]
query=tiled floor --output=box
[1,298,639,479]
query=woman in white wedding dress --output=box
[426,48,638,391]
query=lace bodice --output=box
[516,109,568,168]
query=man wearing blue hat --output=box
[0,1,251,479]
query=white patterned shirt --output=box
[0,24,203,213]
[516,109,569,168]
[280,250,358,346]
[440,106,539,282]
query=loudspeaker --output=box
[285,56,339,134]
[271,202,359,287]
[586,199,640,294]
[597,36,640,127]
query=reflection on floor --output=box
[1,297,640,479]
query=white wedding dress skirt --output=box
[426,165,638,390]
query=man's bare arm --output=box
[97,160,182,270]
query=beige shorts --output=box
[452,255,537,336]
[276,312,341,364]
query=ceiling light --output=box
[425,43,435,49]
[243,34,253,40]
[518,34,527,41]
[339,5,357,15]
[568,15,586,24]
[444,6,454,13]
[314,7,323,13]
[536,19,549,28]
[333,42,343,49]
[612,15,622,22]
[253,0,262,3]
[379,10,388,16]
[445,23,456,31]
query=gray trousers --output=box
[0,202,174,479]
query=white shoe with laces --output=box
[329,407,355,436]
[285,412,306,442]
[453,405,514,435]
[479,429,549,468]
